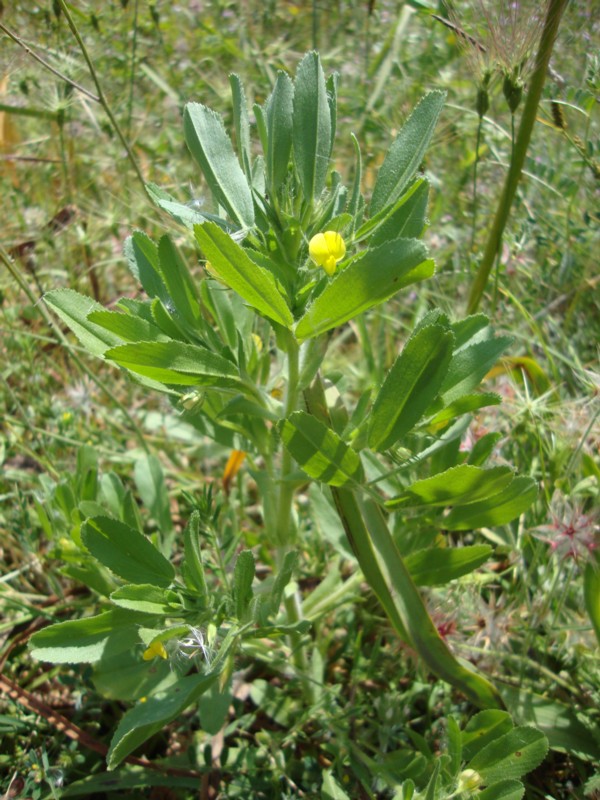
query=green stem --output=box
[275,335,300,550]
[55,0,147,195]
[466,0,569,315]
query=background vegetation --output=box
[1,1,598,798]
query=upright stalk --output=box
[466,0,569,315]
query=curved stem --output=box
[466,0,569,315]
[55,0,147,195]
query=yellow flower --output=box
[142,640,168,661]
[308,231,346,277]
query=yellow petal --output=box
[143,640,168,661]
[308,231,346,276]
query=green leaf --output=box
[443,477,538,530]
[44,289,122,357]
[233,550,255,619]
[501,685,600,761]
[404,545,492,586]
[194,222,293,327]
[265,71,294,193]
[182,511,208,597]
[478,780,525,800]
[387,465,515,510]
[104,340,242,388]
[293,51,331,202]
[183,103,254,228]
[280,411,364,487]
[295,238,434,340]
[134,455,173,535]
[584,556,600,646]
[427,393,501,429]
[107,671,218,769]
[146,183,230,231]
[29,610,145,664]
[86,309,166,343]
[441,336,513,404]
[229,73,252,177]
[370,178,430,247]
[157,235,202,329]
[469,727,548,784]
[335,490,503,709]
[124,231,167,302]
[92,648,176,702]
[368,325,454,451]
[81,516,175,587]
[61,767,198,796]
[270,550,298,615]
[370,91,445,216]
[461,710,515,761]
[110,584,182,615]
[321,770,351,800]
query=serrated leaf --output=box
[265,71,294,193]
[124,231,167,302]
[461,710,515,761]
[280,411,364,487]
[183,103,254,228]
[441,336,513,404]
[29,610,145,664]
[44,289,122,357]
[195,222,293,327]
[404,545,492,586]
[104,340,242,387]
[584,556,600,646]
[295,238,433,340]
[386,465,515,510]
[81,516,175,587]
[293,51,331,202]
[370,178,430,247]
[370,91,445,216]
[443,477,538,530]
[368,325,454,451]
[86,309,166,343]
[469,727,548,784]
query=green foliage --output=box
[3,3,598,796]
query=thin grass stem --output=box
[466,0,569,314]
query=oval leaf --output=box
[469,727,549,784]
[82,516,175,587]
